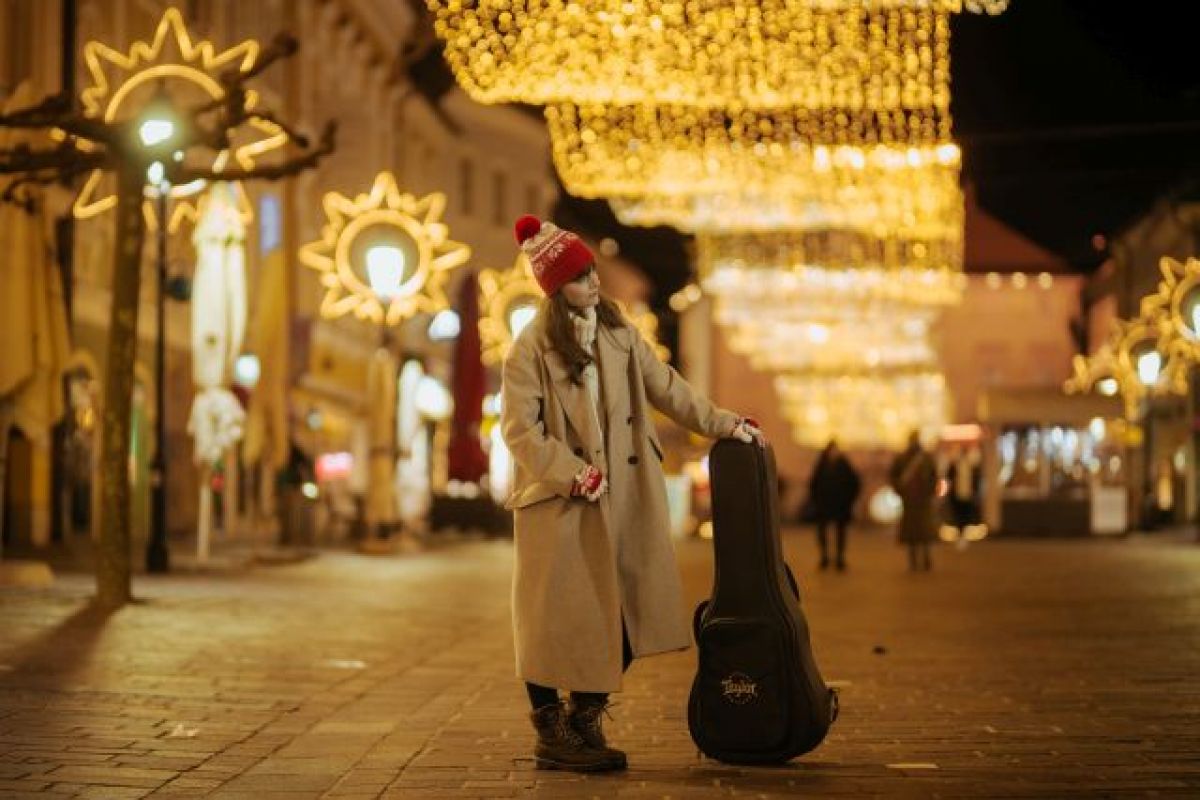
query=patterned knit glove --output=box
[571,465,607,502]
[729,416,766,448]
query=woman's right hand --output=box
[571,464,607,502]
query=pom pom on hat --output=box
[514,214,542,245]
[513,213,595,296]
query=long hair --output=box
[540,292,626,385]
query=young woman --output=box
[500,215,764,772]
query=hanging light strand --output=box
[428,3,952,110]
[698,232,964,300]
[775,370,950,449]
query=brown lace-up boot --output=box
[567,699,628,770]
[529,702,620,772]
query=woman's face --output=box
[560,264,600,310]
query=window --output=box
[492,170,507,226]
[525,183,541,216]
[459,157,474,215]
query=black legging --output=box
[817,518,848,563]
[526,624,633,710]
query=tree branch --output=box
[0,156,103,210]
[227,32,298,85]
[0,143,107,174]
[0,91,71,125]
[171,120,336,184]
[0,91,114,145]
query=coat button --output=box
[628,455,639,465]
[626,415,634,424]
[573,447,584,456]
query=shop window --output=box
[492,170,507,227]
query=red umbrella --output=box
[447,272,489,483]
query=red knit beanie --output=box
[513,214,595,297]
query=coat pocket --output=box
[648,433,665,463]
[505,480,564,509]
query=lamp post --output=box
[146,169,171,572]
[363,243,405,546]
[137,86,180,574]
[1135,345,1164,531]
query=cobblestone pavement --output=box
[1,527,1199,799]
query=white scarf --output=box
[572,306,603,436]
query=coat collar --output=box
[540,321,633,455]
[597,323,631,430]
[542,347,593,452]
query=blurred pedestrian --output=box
[890,431,938,571]
[807,439,861,571]
[501,214,765,773]
[945,445,982,541]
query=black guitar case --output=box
[687,439,838,764]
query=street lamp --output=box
[300,173,470,551]
[362,241,409,547]
[428,309,461,341]
[1137,351,1163,387]
[140,85,180,575]
[138,117,175,148]
[365,244,406,300]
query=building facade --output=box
[0,0,556,553]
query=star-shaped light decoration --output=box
[478,254,543,367]
[300,172,471,326]
[1116,316,1189,416]
[1140,256,1200,363]
[1065,311,1187,420]
[67,7,286,231]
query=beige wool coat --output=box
[501,317,739,693]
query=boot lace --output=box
[573,701,616,742]
[557,709,588,747]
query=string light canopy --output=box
[67,8,286,228]
[812,0,1007,10]
[546,103,962,235]
[300,171,471,326]
[611,180,963,237]
[427,2,952,109]
[547,102,955,194]
[724,313,938,374]
[698,236,964,308]
[776,369,949,449]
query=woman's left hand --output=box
[729,416,766,448]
